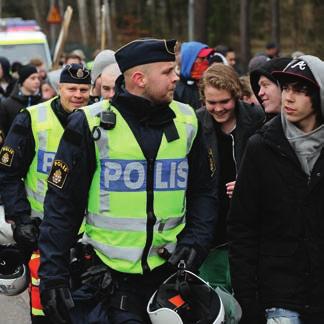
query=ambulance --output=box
[0,18,52,69]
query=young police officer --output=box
[0,64,91,323]
[228,56,324,323]
[38,39,217,324]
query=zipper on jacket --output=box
[141,157,156,274]
[307,175,311,186]
[230,133,238,174]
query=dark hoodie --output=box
[0,85,42,137]
[250,57,291,120]
[0,57,17,98]
[174,41,208,110]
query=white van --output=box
[0,18,52,69]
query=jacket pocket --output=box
[258,242,305,299]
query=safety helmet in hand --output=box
[147,261,225,324]
[0,204,15,245]
[0,246,29,296]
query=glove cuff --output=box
[40,279,69,291]
[13,215,33,225]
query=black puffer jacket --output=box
[0,85,42,137]
[228,115,324,321]
[0,56,17,98]
[197,101,265,246]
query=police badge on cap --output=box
[60,64,91,84]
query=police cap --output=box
[60,63,91,84]
[115,38,177,73]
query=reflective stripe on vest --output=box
[25,98,63,219]
[82,100,198,274]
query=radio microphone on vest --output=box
[99,110,116,130]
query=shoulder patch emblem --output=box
[208,148,216,177]
[0,146,15,167]
[48,160,69,189]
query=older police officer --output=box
[0,64,91,323]
[39,39,217,324]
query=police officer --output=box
[38,39,217,324]
[0,63,91,323]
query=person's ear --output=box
[131,71,146,88]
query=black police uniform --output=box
[0,63,92,324]
[38,74,218,323]
[0,98,80,227]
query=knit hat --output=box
[250,57,291,105]
[248,55,270,73]
[115,38,176,73]
[91,50,116,83]
[60,64,91,84]
[208,52,228,66]
[18,65,38,85]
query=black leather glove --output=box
[13,222,39,251]
[80,264,113,301]
[159,245,197,270]
[41,287,75,324]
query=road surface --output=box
[0,290,31,324]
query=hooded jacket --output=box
[228,55,324,322]
[0,57,17,98]
[0,85,42,137]
[250,57,291,110]
[174,42,208,110]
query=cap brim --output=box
[198,48,215,58]
[272,71,319,87]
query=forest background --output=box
[1,0,323,72]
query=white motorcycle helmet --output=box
[0,204,15,245]
[0,246,29,296]
[147,261,225,324]
[0,202,29,296]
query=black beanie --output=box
[250,57,291,106]
[18,65,38,85]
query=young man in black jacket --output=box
[249,57,291,121]
[228,56,324,323]
[197,63,265,292]
[0,65,42,146]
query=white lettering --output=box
[177,160,188,189]
[169,162,177,189]
[290,61,306,70]
[155,162,168,189]
[104,162,122,188]
[124,162,145,190]
[42,152,54,173]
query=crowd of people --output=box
[0,37,323,324]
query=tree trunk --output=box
[188,0,194,41]
[58,0,64,16]
[94,0,101,47]
[77,0,89,46]
[271,0,280,47]
[194,0,207,43]
[31,0,48,30]
[103,0,113,49]
[240,0,250,74]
